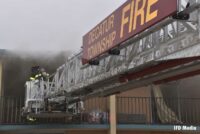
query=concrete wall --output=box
[65,130,185,134]
[65,130,108,134]
[118,131,184,134]
[0,130,192,134]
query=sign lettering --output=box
[82,0,177,64]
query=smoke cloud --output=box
[0,0,125,52]
[2,50,71,97]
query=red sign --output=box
[82,0,177,64]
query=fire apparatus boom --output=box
[23,0,200,118]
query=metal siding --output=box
[0,60,3,97]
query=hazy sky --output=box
[0,0,125,52]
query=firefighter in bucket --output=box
[30,66,49,81]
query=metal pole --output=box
[11,97,14,124]
[109,95,116,134]
[0,97,2,123]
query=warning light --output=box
[88,60,100,66]
[108,48,120,55]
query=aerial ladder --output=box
[22,0,200,120]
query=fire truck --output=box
[22,0,200,122]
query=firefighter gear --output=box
[29,73,42,81]
[29,66,49,81]
[40,68,49,79]
[27,115,36,122]
[30,66,41,81]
